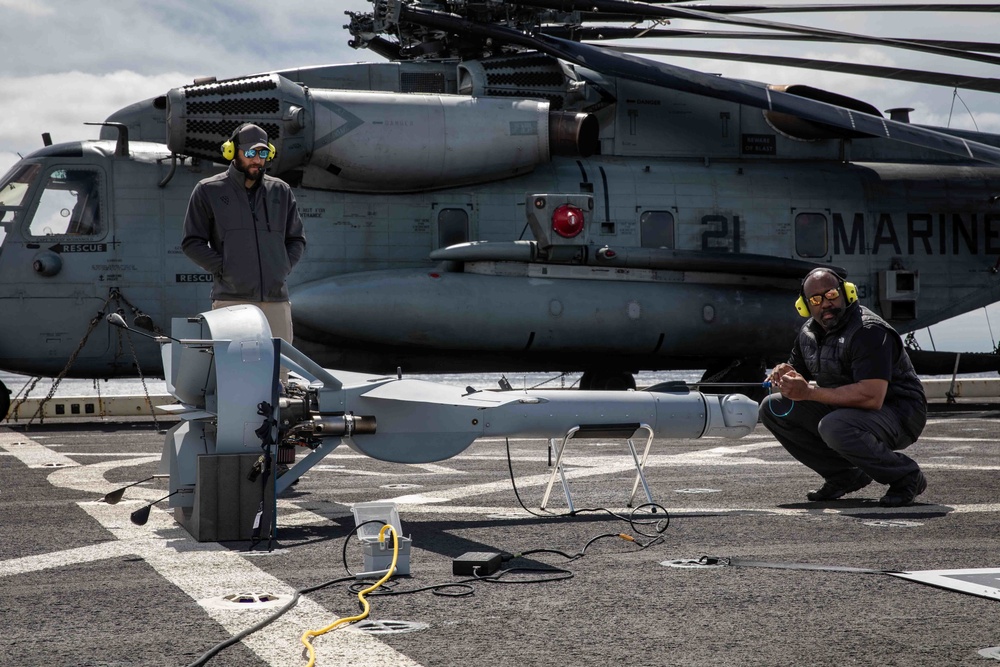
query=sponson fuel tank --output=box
[291,268,795,358]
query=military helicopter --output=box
[2,0,1000,420]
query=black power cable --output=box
[186,519,396,667]
[183,574,355,667]
[185,436,673,664]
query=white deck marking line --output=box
[390,503,836,516]
[3,435,422,667]
[33,452,165,457]
[307,467,398,477]
[321,502,1000,517]
[0,439,78,468]
[79,502,423,667]
[384,441,786,504]
[409,463,464,474]
[917,437,997,442]
[892,567,1000,600]
[0,540,137,577]
[46,456,160,496]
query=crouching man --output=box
[760,268,927,507]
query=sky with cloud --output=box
[2,0,998,353]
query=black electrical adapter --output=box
[452,551,502,576]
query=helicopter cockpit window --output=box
[437,208,469,248]
[640,211,675,249]
[795,212,828,258]
[0,163,43,227]
[27,167,104,238]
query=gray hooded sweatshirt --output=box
[182,162,306,302]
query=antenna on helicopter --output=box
[84,121,130,157]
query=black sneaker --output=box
[878,470,927,508]
[806,470,873,501]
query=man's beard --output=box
[237,160,264,182]
[818,306,846,330]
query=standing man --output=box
[182,123,306,379]
[760,268,927,507]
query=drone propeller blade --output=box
[101,474,169,504]
[103,483,140,505]
[130,504,153,526]
[129,490,179,526]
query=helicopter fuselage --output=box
[1,140,998,384]
[1,59,999,387]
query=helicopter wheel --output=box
[0,380,9,422]
[698,358,767,402]
[579,370,637,391]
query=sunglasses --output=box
[243,148,270,159]
[806,288,841,306]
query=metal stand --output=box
[540,423,655,512]
[946,352,962,404]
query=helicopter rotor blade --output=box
[399,5,1000,166]
[553,27,1000,55]
[599,45,1000,94]
[514,0,1000,67]
[644,3,1000,16]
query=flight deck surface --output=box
[1,408,998,666]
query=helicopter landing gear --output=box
[579,370,637,391]
[0,380,9,421]
[698,358,767,402]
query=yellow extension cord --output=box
[300,524,399,667]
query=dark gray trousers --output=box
[759,394,921,485]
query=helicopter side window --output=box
[795,212,828,258]
[27,167,104,238]
[640,211,675,249]
[0,163,43,228]
[437,208,469,248]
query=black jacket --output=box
[182,162,306,302]
[791,304,927,440]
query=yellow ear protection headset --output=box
[795,268,858,317]
[220,123,276,162]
